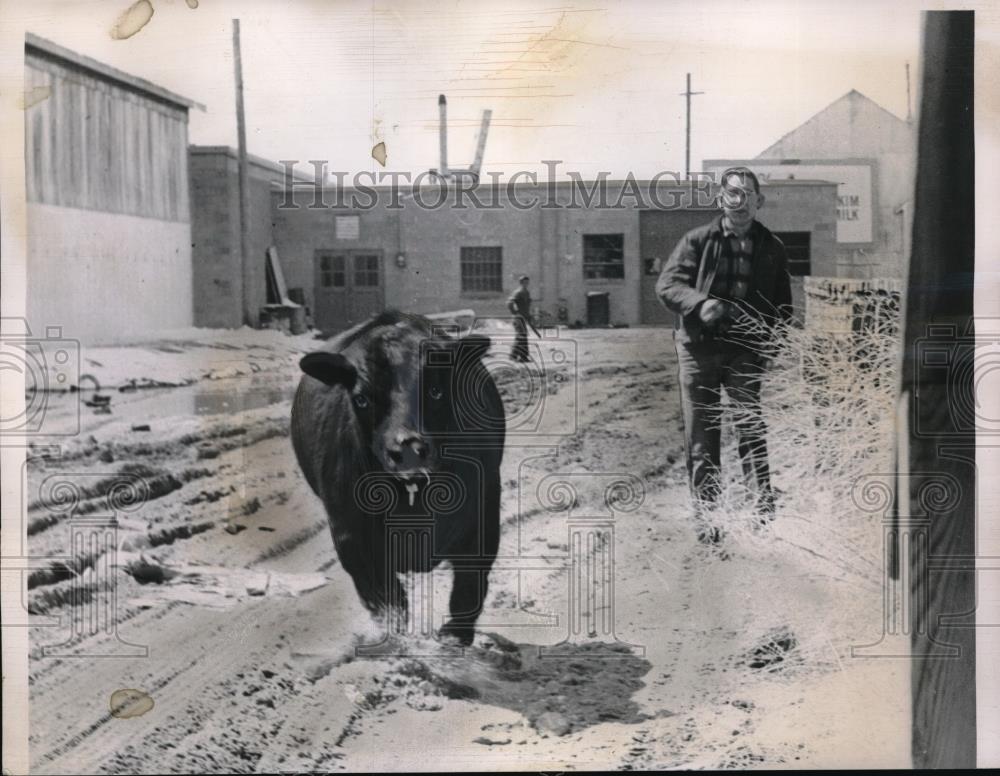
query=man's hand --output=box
[698,299,726,325]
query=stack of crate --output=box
[804,277,903,338]
[801,277,903,398]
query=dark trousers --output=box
[510,316,529,361]
[676,342,773,512]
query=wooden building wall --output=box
[24,41,194,344]
[24,53,190,222]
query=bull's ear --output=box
[300,352,357,389]
[458,334,491,361]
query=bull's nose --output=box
[395,433,427,454]
[387,434,429,469]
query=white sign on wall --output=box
[705,161,874,244]
[335,215,360,240]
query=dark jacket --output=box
[656,215,793,346]
[507,286,531,318]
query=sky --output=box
[2,0,939,180]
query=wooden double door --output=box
[314,249,384,333]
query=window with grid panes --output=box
[583,234,625,280]
[319,254,346,287]
[353,254,379,287]
[460,246,503,293]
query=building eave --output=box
[25,32,205,112]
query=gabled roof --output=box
[758,89,910,158]
[25,32,204,112]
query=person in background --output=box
[507,275,532,362]
[655,167,793,545]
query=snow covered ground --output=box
[24,324,911,772]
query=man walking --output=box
[507,275,532,362]
[656,167,792,544]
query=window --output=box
[775,232,811,276]
[583,234,625,280]
[460,246,503,293]
[353,254,379,287]
[319,254,346,287]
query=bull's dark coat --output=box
[291,311,505,644]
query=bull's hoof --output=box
[438,621,476,647]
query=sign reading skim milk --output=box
[704,160,874,244]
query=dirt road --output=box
[24,326,910,772]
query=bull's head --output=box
[300,332,493,489]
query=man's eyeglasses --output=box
[720,187,754,208]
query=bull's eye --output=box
[428,386,444,400]
[352,393,370,410]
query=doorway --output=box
[313,250,384,333]
[639,209,712,325]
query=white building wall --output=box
[27,203,193,344]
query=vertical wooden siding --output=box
[24,54,189,222]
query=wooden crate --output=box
[804,277,903,337]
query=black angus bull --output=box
[291,311,505,645]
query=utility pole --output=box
[233,19,252,326]
[905,62,912,122]
[680,73,704,179]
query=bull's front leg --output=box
[440,477,501,646]
[440,560,493,646]
[334,530,408,618]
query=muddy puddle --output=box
[37,377,296,434]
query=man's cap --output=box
[519,275,529,282]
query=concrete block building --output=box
[263,177,836,331]
[188,147,303,329]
